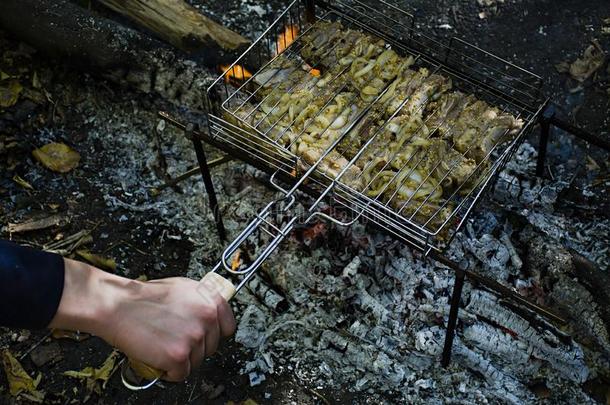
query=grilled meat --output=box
[447,100,524,162]
[299,146,363,189]
[425,91,475,134]
[227,20,524,237]
[417,139,478,193]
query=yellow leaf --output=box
[32,71,41,89]
[1,350,45,403]
[32,143,80,173]
[51,329,90,342]
[63,350,119,394]
[76,250,117,272]
[0,80,23,108]
[0,71,17,80]
[12,174,34,190]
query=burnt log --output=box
[0,0,236,111]
[96,0,250,53]
[568,249,610,331]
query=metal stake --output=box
[536,117,550,177]
[305,0,316,23]
[441,268,465,367]
[187,123,227,241]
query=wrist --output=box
[48,258,140,339]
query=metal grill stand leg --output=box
[187,123,227,241]
[536,117,550,178]
[442,269,466,367]
[305,0,316,23]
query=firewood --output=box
[0,0,217,111]
[5,214,69,234]
[96,0,250,53]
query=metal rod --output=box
[305,0,316,23]
[536,116,550,177]
[441,268,465,367]
[549,116,610,152]
[431,253,567,325]
[189,124,227,241]
[154,156,232,192]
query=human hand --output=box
[49,259,236,382]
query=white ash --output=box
[550,277,610,357]
[465,290,589,383]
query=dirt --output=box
[0,0,608,404]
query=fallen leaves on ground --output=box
[6,214,67,234]
[226,399,259,405]
[477,0,503,6]
[0,79,23,108]
[586,156,600,172]
[12,174,34,190]
[603,18,610,35]
[63,350,120,395]
[32,142,80,173]
[556,40,606,82]
[76,250,117,271]
[51,329,91,342]
[1,349,45,403]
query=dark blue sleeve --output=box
[0,240,65,329]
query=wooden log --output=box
[97,0,250,53]
[0,0,221,111]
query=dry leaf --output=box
[555,61,570,73]
[76,250,117,271]
[12,174,34,190]
[6,214,67,234]
[1,349,45,403]
[51,329,91,342]
[0,71,16,80]
[568,40,605,82]
[63,350,119,394]
[32,143,80,173]
[32,71,41,89]
[586,156,600,171]
[0,80,23,108]
[227,400,259,405]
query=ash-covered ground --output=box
[1,0,609,404]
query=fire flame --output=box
[277,24,299,55]
[276,24,320,77]
[231,249,242,271]
[220,24,320,85]
[221,64,253,84]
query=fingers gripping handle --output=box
[122,273,236,390]
[199,272,237,301]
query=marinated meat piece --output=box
[401,73,452,118]
[425,92,476,134]
[299,146,362,189]
[300,21,346,63]
[449,101,524,162]
[380,67,429,116]
[417,139,478,193]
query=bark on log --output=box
[97,0,250,53]
[0,0,222,112]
